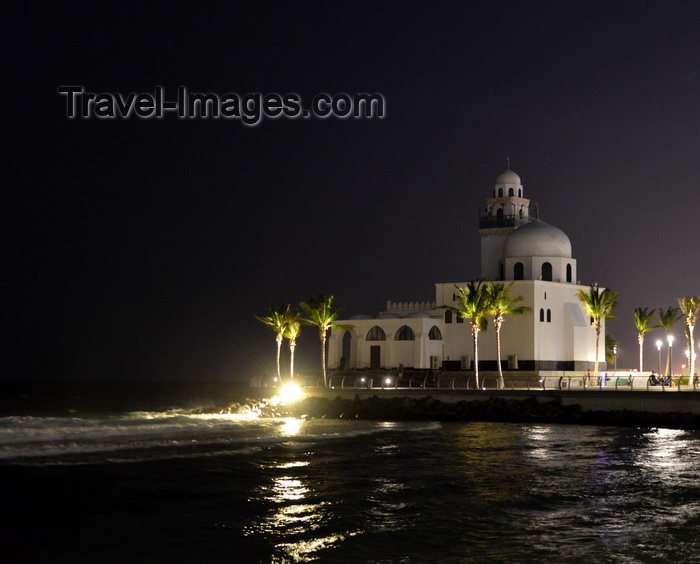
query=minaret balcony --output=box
[478,206,539,229]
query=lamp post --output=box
[656,340,662,376]
[667,335,674,385]
[613,346,618,370]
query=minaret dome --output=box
[495,169,521,185]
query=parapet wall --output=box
[304,388,700,415]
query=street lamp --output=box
[613,345,618,370]
[667,335,674,382]
[656,339,662,375]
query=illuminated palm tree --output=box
[443,281,490,389]
[300,295,353,388]
[283,317,302,380]
[255,303,293,380]
[486,283,530,389]
[655,306,682,377]
[678,296,699,385]
[633,307,657,372]
[577,285,619,376]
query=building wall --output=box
[480,234,508,280]
[328,318,444,370]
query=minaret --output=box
[479,162,531,280]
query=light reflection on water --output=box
[7,406,699,563]
[242,420,700,562]
[278,417,304,437]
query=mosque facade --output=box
[327,167,604,373]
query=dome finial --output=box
[506,156,510,170]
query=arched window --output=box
[395,325,415,340]
[445,310,452,324]
[542,262,552,281]
[519,208,523,219]
[456,316,464,324]
[366,326,386,341]
[498,188,503,197]
[539,308,545,322]
[428,326,442,340]
[547,309,551,322]
[496,208,504,219]
[514,262,524,280]
[508,187,514,196]
[518,189,522,197]
[566,264,572,283]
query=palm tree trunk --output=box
[321,330,328,388]
[276,334,283,380]
[289,339,296,380]
[472,324,480,389]
[638,334,644,372]
[496,319,504,389]
[594,323,600,376]
[664,332,671,377]
[688,325,695,386]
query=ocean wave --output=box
[0,413,442,464]
[0,412,275,445]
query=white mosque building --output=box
[327,167,605,373]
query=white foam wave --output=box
[0,412,273,445]
[0,413,442,464]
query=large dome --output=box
[495,169,521,185]
[504,219,572,258]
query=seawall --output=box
[273,388,700,429]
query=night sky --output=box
[6,1,699,382]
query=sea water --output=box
[2,382,699,563]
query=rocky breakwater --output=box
[275,395,699,429]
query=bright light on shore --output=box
[277,382,306,403]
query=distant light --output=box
[656,340,663,351]
[385,378,391,385]
[668,335,674,346]
[360,377,366,383]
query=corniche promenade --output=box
[247,371,700,429]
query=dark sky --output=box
[5,1,699,381]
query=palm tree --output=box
[486,283,530,389]
[656,306,682,377]
[678,297,699,385]
[605,333,619,365]
[577,285,619,376]
[283,317,302,380]
[255,303,293,381]
[633,307,657,372]
[300,295,353,387]
[443,281,490,389]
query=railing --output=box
[478,215,531,229]
[478,205,539,230]
[251,371,699,392]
